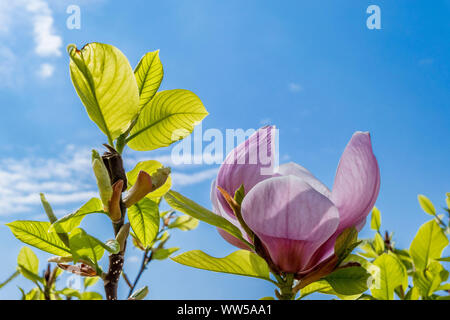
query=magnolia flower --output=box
[211,126,380,276]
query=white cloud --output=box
[0,146,219,216]
[38,63,55,78]
[288,82,303,93]
[26,0,62,57]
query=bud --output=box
[57,263,98,277]
[92,149,113,211]
[108,179,124,223]
[151,167,171,190]
[128,286,149,300]
[115,223,130,252]
[124,170,153,208]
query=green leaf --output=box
[17,247,40,282]
[152,247,179,260]
[127,160,171,199]
[324,267,370,295]
[84,277,100,289]
[50,198,105,234]
[299,280,335,299]
[81,291,103,300]
[69,228,105,267]
[373,232,385,254]
[0,270,20,289]
[234,184,245,206]
[358,240,378,258]
[334,227,360,264]
[404,287,420,300]
[370,207,381,231]
[68,43,139,142]
[413,261,446,298]
[418,194,436,216]
[172,250,271,281]
[126,89,208,151]
[23,288,42,300]
[7,221,71,256]
[128,198,160,248]
[168,215,199,231]
[371,253,406,300]
[135,50,163,108]
[129,286,149,300]
[164,190,251,249]
[17,247,39,275]
[410,220,449,270]
[57,288,82,299]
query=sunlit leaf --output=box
[127,89,208,151]
[81,291,103,300]
[413,261,446,298]
[50,198,105,234]
[69,228,105,267]
[164,190,251,249]
[373,233,385,254]
[168,215,199,231]
[68,42,139,142]
[172,250,271,281]
[17,247,40,282]
[370,207,381,231]
[7,221,71,256]
[129,286,149,300]
[84,276,100,289]
[152,247,179,260]
[135,50,163,108]
[418,194,436,216]
[410,220,449,270]
[371,253,406,300]
[128,198,160,248]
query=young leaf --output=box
[129,286,149,300]
[84,276,100,289]
[373,232,385,254]
[128,198,160,248]
[172,250,271,281]
[126,89,208,151]
[371,253,406,300]
[164,190,251,249]
[81,291,103,300]
[334,227,359,263]
[127,160,171,199]
[409,220,449,270]
[413,261,446,298]
[68,43,139,142]
[168,215,199,231]
[69,228,105,267]
[370,207,381,231]
[17,247,40,282]
[7,221,71,256]
[152,247,179,260]
[418,194,436,216]
[49,198,105,234]
[135,50,163,108]
[324,267,370,296]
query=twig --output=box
[127,248,152,298]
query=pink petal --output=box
[331,132,380,232]
[241,176,339,274]
[277,162,331,198]
[210,179,252,250]
[216,126,278,218]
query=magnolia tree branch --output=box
[102,146,128,300]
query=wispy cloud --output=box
[0,0,62,84]
[288,82,303,93]
[0,146,218,216]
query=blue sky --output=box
[0,0,449,299]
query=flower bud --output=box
[124,170,153,208]
[151,167,171,190]
[108,179,124,223]
[92,149,113,211]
